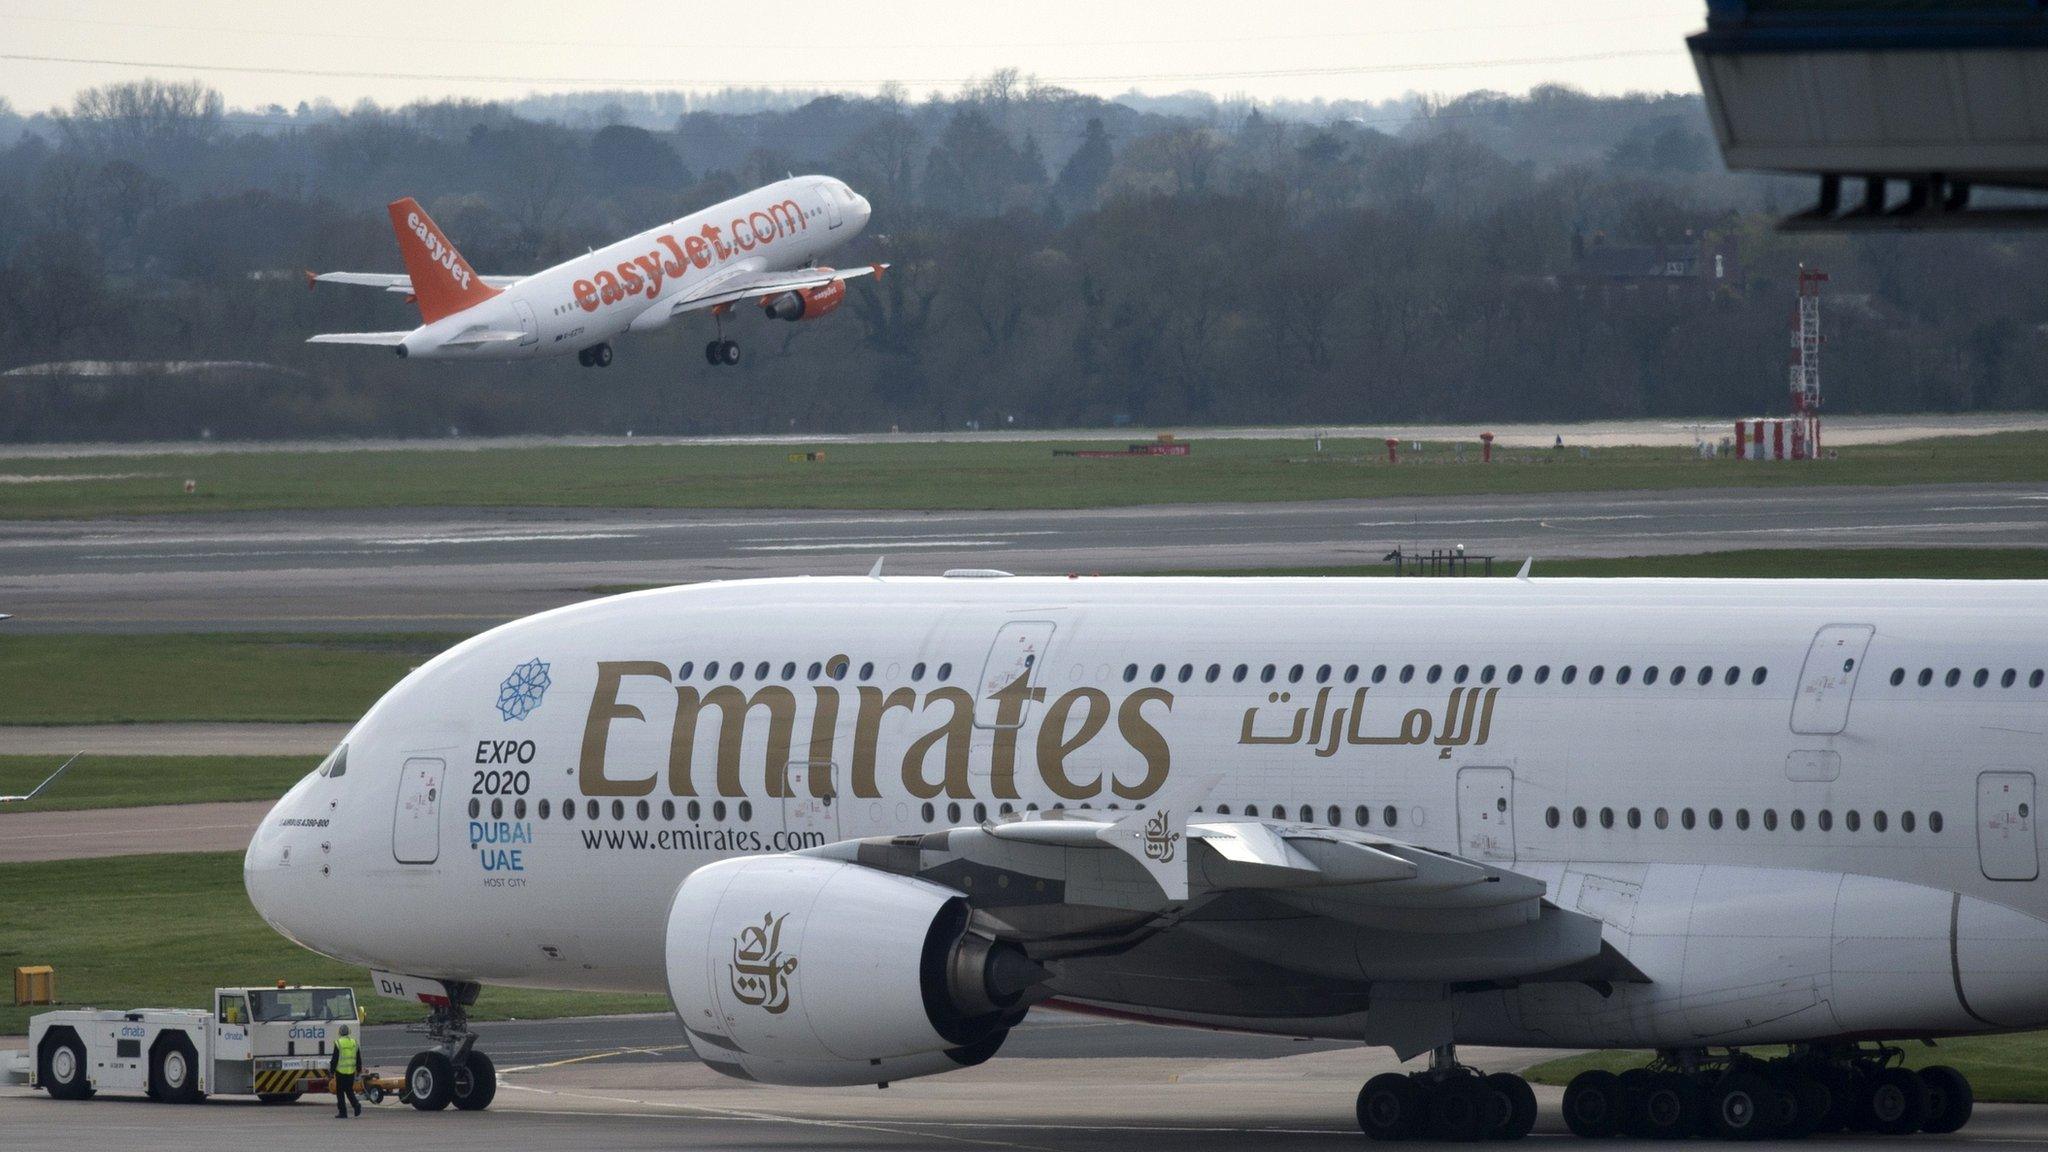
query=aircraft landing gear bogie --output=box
[1557,1043,1974,1141]
[704,339,740,366]
[577,342,613,368]
[399,983,497,1114]
[1357,1045,1536,1142]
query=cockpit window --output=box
[316,743,348,779]
[249,987,357,1022]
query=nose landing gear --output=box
[395,983,498,1113]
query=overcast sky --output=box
[2,0,1708,113]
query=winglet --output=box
[385,197,502,324]
[868,556,886,579]
[1516,557,1533,581]
[871,263,887,280]
[303,269,318,291]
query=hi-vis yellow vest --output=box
[335,1035,358,1076]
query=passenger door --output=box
[1790,623,1875,735]
[392,757,445,864]
[1978,770,2038,881]
[1456,767,1516,861]
[823,183,844,230]
[513,299,539,346]
[782,760,841,846]
[974,621,1057,728]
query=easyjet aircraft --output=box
[217,575,2042,1140]
[306,177,877,368]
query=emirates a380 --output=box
[306,176,877,368]
[238,574,2047,1140]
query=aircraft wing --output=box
[306,331,411,346]
[796,807,1635,1055]
[649,263,889,321]
[307,271,525,294]
[0,751,81,804]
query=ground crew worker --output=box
[330,1024,361,1118]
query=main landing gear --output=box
[704,339,741,366]
[577,342,613,368]
[396,983,498,1113]
[1560,1044,1973,1141]
[1358,1045,1538,1141]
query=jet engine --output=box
[664,855,1046,1086]
[760,278,846,321]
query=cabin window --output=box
[1697,666,1713,686]
[1762,809,1777,831]
[1355,804,1371,826]
[1426,665,1443,684]
[1930,811,1944,833]
[1818,809,1833,831]
[1534,665,1550,684]
[1641,665,1658,684]
[1918,668,1933,686]
[1287,664,1304,683]
[1902,811,1916,833]
[1589,666,1605,685]
[1753,667,1769,686]
[688,800,701,821]
[2002,669,2017,688]
[1735,808,1749,830]
[1668,666,1685,685]
[1705,808,1720,830]
[1216,804,1231,815]
[560,800,574,822]
[1344,665,1360,683]
[1481,665,1496,684]
[974,803,988,822]
[749,661,765,680]
[1599,807,1614,829]
[1150,664,1166,683]
[1508,665,1523,684]
[1890,668,1905,686]
[1123,664,1138,682]
[1572,806,1587,828]
[677,660,694,679]
[612,800,625,821]
[807,661,822,680]
[1790,809,1806,831]
[1946,668,1961,687]
[586,799,600,820]
[1616,666,1632,685]
[1400,665,1416,684]
[1680,808,1695,830]
[635,799,649,821]
[1179,664,1194,683]
[1454,664,1470,684]
[729,661,744,681]
[936,662,952,681]
[1561,665,1578,684]
[1373,665,1389,683]
[860,661,875,680]
[1975,669,1990,688]
[468,798,481,819]
[538,799,551,820]
[661,800,674,820]
[1245,804,1260,817]
[1298,804,1313,823]
[1724,666,1740,685]
[1260,664,1277,683]
[1383,806,1399,828]
[831,658,850,680]
[947,802,961,823]
[778,661,795,681]
[1206,664,1221,682]
[1545,807,1560,829]
[1315,664,1331,683]
[2033,670,2046,688]
[911,662,926,681]
[1233,664,1249,682]
[1327,805,1342,826]
[921,802,935,823]
[704,660,720,679]
[1848,810,1863,832]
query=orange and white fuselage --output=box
[307,176,875,362]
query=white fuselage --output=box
[247,576,2048,1050]
[405,176,870,360]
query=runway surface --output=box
[2,412,2043,460]
[7,482,2048,632]
[0,722,349,757]
[0,799,270,862]
[3,1012,2040,1150]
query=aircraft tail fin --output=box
[385,197,501,324]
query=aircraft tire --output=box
[719,340,741,366]
[705,341,722,365]
[1426,1076,1488,1142]
[1771,1067,1828,1138]
[1560,1069,1621,1138]
[1632,1071,1698,1139]
[1355,1072,1424,1140]
[405,1050,456,1112]
[1708,1070,1781,1141]
[593,343,613,368]
[1864,1065,1929,1135]
[577,347,592,367]
[451,1050,497,1112]
[1486,1072,1537,1140]
[1917,1065,1973,1134]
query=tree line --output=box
[1,76,2044,441]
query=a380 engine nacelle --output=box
[665,855,1045,1086]
[760,277,846,321]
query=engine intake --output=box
[665,855,1044,1086]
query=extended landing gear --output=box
[703,339,741,366]
[1561,1044,1973,1141]
[577,342,613,368]
[1358,1045,1537,1142]
[396,983,498,1113]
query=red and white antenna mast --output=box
[1789,265,1827,457]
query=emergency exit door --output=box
[1978,771,2038,881]
[974,621,1057,728]
[1790,624,1875,735]
[1457,767,1515,861]
[392,757,445,864]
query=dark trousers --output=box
[334,1074,360,1116]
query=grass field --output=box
[9,432,2048,518]
[0,852,668,1036]
[0,633,462,724]
[1524,1037,2048,1105]
[0,756,314,812]
[1165,547,2048,580]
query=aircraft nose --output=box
[244,776,321,942]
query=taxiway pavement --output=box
[6,483,2048,632]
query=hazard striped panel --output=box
[252,1068,320,1095]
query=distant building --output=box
[1567,230,1740,291]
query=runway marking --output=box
[1355,514,1653,528]
[75,549,423,560]
[498,1043,691,1073]
[740,540,1010,552]
[748,530,1059,543]
[362,532,639,545]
